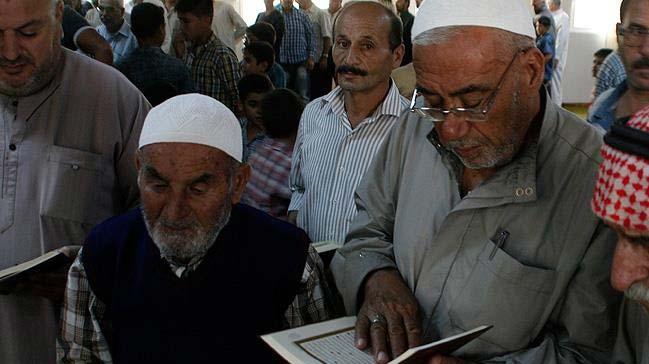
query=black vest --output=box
[82,204,310,363]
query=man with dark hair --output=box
[116,2,194,104]
[395,0,413,65]
[0,0,149,362]
[589,0,649,132]
[277,0,317,100]
[536,15,555,95]
[237,74,275,158]
[593,48,614,78]
[256,0,285,60]
[247,23,287,88]
[175,0,241,112]
[62,4,114,64]
[242,88,304,219]
[243,41,275,76]
[97,0,138,62]
[289,1,406,244]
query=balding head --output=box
[334,1,403,51]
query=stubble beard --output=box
[625,281,649,310]
[0,42,60,97]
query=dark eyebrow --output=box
[190,173,214,185]
[142,166,167,182]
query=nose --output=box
[0,32,20,62]
[162,190,191,222]
[435,113,471,142]
[611,238,649,292]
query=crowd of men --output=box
[0,0,647,363]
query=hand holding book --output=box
[0,245,81,303]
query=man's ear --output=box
[230,163,251,205]
[135,149,143,172]
[391,44,405,69]
[260,60,270,73]
[521,48,545,91]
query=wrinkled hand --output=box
[306,57,315,71]
[1,245,81,303]
[356,269,422,364]
[426,355,466,364]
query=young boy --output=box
[242,41,276,78]
[237,74,275,160]
[241,89,304,219]
[536,15,555,97]
[246,22,287,88]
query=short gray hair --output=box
[413,26,534,53]
[550,0,561,6]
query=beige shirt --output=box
[331,95,621,362]
[211,0,247,53]
[0,48,150,363]
[613,298,649,364]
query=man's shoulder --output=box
[83,208,146,260]
[548,106,606,166]
[232,204,310,253]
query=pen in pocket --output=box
[489,230,510,260]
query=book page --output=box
[298,328,374,364]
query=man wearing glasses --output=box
[331,0,620,363]
[589,0,649,132]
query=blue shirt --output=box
[267,63,287,88]
[594,52,627,98]
[536,32,555,83]
[96,21,138,64]
[277,6,317,64]
[587,80,627,132]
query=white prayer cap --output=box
[138,94,243,163]
[411,0,536,42]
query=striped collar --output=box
[319,79,405,125]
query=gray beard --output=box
[142,199,232,266]
[625,281,649,306]
[0,50,59,97]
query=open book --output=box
[0,248,69,284]
[262,316,492,364]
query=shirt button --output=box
[525,187,534,196]
[515,188,524,197]
[71,164,80,171]
[11,100,17,107]
[8,144,16,151]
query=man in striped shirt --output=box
[288,1,407,245]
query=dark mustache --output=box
[0,56,31,67]
[336,65,368,76]
[633,57,649,69]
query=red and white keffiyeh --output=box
[592,107,649,232]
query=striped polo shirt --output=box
[288,81,408,244]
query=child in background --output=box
[242,41,277,80]
[536,15,555,97]
[241,89,304,219]
[246,22,287,88]
[237,74,275,160]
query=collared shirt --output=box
[0,49,149,363]
[289,82,408,244]
[301,4,332,59]
[183,33,241,112]
[256,9,285,60]
[212,1,247,52]
[595,51,627,98]
[241,137,293,218]
[57,243,331,362]
[331,94,620,361]
[536,32,555,83]
[277,6,317,64]
[96,20,138,63]
[588,80,627,132]
[613,298,649,364]
[116,47,195,102]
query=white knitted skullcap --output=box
[138,94,242,162]
[412,0,536,42]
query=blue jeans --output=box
[281,62,310,101]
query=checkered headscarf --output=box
[591,107,649,232]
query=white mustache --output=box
[625,281,649,304]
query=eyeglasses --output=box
[409,48,529,123]
[617,25,649,47]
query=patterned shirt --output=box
[241,137,293,218]
[57,244,333,362]
[594,51,627,98]
[288,81,408,244]
[301,4,332,59]
[277,6,317,64]
[183,33,241,112]
[115,47,195,103]
[96,20,138,64]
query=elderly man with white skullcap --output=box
[330,0,621,363]
[592,108,649,364]
[58,94,334,363]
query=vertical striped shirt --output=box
[289,81,408,244]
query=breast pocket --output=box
[448,238,557,353]
[41,145,106,226]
